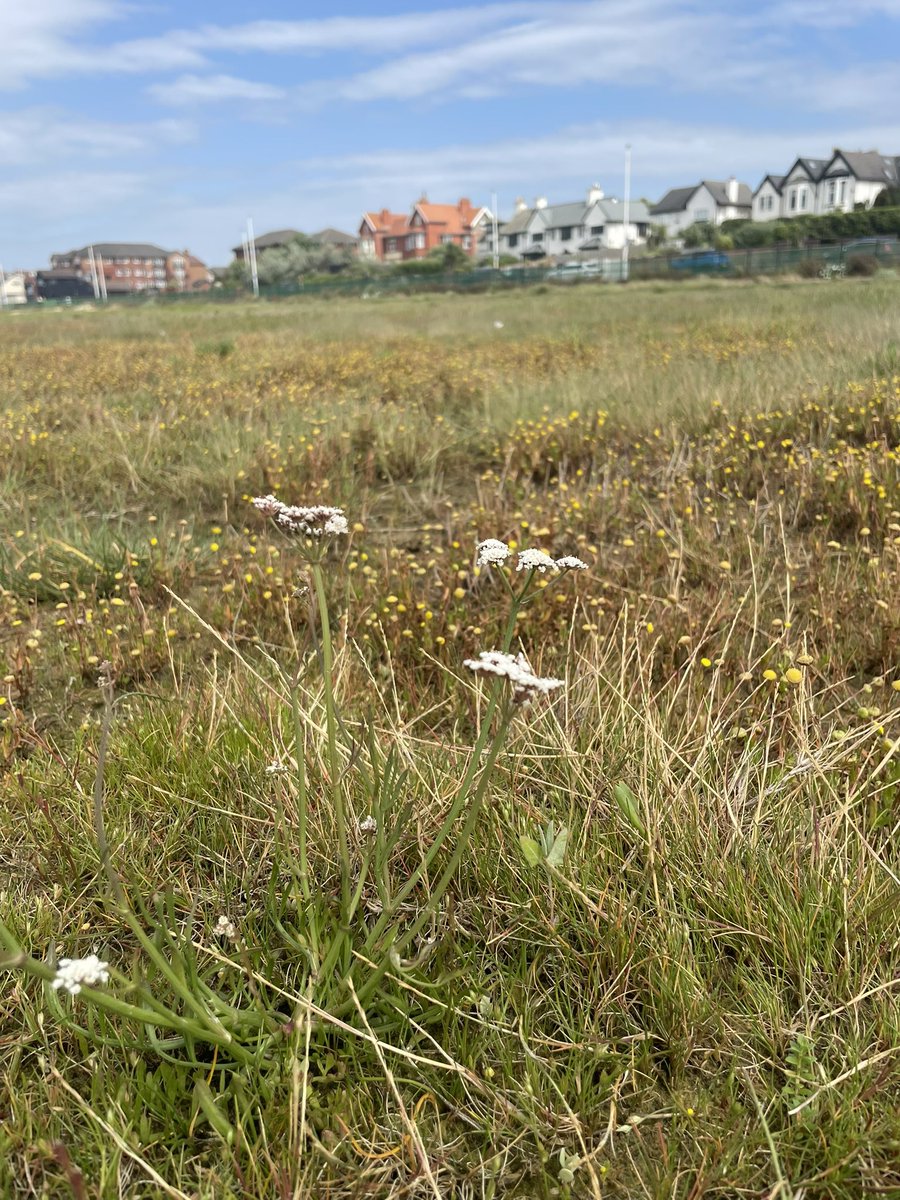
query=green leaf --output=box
[519,835,543,867]
[545,826,569,868]
[613,782,646,837]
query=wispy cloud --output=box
[0,109,193,167]
[149,74,286,106]
[299,118,900,197]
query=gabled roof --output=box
[540,201,587,228]
[500,208,534,235]
[590,197,651,223]
[784,157,828,183]
[650,186,698,215]
[701,180,752,207]
[829,150,900,184]
[312,227,358,245]
[230,229,304,254]
[753,174,785,196]
[412,200,480,234]
[361,210,408,236]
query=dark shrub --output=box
[796,259,820,278]
[846,255,878,276]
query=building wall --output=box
[752,181,782,221]
[0,273,28,305]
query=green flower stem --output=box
[0,924,257,1065]
[355,706,514,1007]
[361,573,531,945]
[290,679,311,905]
[310,561,351,920]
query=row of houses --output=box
[347,146,898,267]
[651,148,899,237]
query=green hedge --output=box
[721,206,900,248]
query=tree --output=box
[873,186,900,208]
[682,221,715,248]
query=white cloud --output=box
[0,1,204,88]
[0,109,194,167]
[149,74,286,106]
[299,118,900,200]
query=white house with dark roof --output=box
[649,178,751,237]
[495,185,650,260]
[752,175,786,221]
[752,149,900,221]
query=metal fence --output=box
[16,239,897,311]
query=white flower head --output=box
[464,650,564,705]
[516,548,557,573]
[555,555,588,571]
[51,954,109,995]
[265,758,289,776]
[359,815,378,835]
[477,538,512,567]
[493,320,504,329]
[252,496,348,538]
[214,915,238,941]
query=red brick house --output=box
[358,197,490,262]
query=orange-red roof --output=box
[362,210,408,235]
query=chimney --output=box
[587,182,604,205]
[515,196,528,213]
[458,197,471,210]
[534,196,548,209]
[726,176,739,204]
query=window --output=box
[695,208,710,222]
[531,231,544,243]
[836,179,846,205]
[508,234,518,248]
[789,189,798,211]
[590,224,604,235]
[440,234,455,244]
[462,235,471,249]
[560,226,573,241]
[826,181,836,208]
[387,238,397,252]
[798,185,808,211]
[637,224,648,237]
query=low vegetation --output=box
[1,277,899,1197]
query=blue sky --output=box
[2,0,898,268]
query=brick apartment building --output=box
[48,243,212,295]
[358,197,490,262]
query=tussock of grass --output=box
[1,279,900,1198]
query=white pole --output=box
[97,252,108,301]
[0,263,6,308]
[622,144,632,282]
[247,217,259,298]
[491,191,500,271]
[88,245,100,299]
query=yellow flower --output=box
[784,668,803,685]
[763,669,778,682]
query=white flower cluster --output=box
[252,495,348,538]
[265,758,289,776]
[464,650,564,705]
[476,539,512,567]
[214,915,238,941]
[51,954,109,995]
[476,539,588,574]
[358,815,378,835]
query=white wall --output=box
[752,181,781,221]
[0,273,27,305]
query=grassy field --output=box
[1,276,899,1198]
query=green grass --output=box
[1,276,900,1198]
